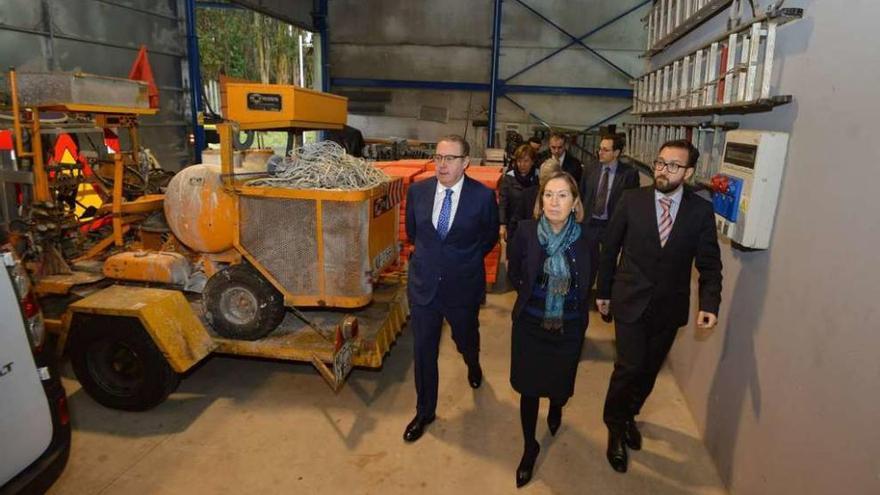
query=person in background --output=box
[499,144,539,242]
[527,136,542,155]
[514,157,561,235]
[506,170,591,488]
[596,139,722,473]
[547,132,583,183]
[579,133,641,286]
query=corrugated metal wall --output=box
[0,0,191,170]
[231,0,316,30]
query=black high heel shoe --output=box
[547,405,562,436]
[516,441,540,488]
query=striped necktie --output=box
[437,188,453,239]
[658,196,673,247]
[592,166,610,217]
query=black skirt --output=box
[510,313,586,399]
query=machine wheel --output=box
[203,263,285,341]
[69,317,180,411]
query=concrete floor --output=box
[49,291,728,494]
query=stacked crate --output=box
[411,166,504,284]
[465,167,504,284]
[374,160,431,265]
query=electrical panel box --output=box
[711,130,789,249]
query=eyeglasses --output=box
[653,158,691,174]
[542,191,572,200]
[432,154,465,164]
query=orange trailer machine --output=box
[41,82,408,411]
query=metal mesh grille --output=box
[322,201,370,297]
[240,196,318,295]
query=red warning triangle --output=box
[53,134,79,165]
[129,45,160,109]
[103,128,121,154]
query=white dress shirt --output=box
[432,175,465,231]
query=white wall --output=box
[652,1,880,493]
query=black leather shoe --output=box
[403,415,435,443]
[624,420,642,450]
[547,405,562,436]
[468,364,483,389]
[606,431,628,473]
[515,441,540,488]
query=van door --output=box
[0,264,53,485]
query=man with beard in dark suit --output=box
[596,139,723,473]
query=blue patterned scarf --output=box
[537,215,581,330]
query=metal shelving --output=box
[633,8,803,117]
[645,0,735,57]
[624,119,739,180]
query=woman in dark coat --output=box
[507,170,592,488]
[498,144,539,243]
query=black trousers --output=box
[411,297,481,419]
[603,306,679,432]
[586,218,608,288]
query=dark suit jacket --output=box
[507,219,592,330]
[597,186,722,327]
[517,186,539,227]
[561,154,583,184]
[406,176,500,307]
[536,152,583,184]
[579,161,641,221]
[498,171,538,232]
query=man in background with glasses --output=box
[595,139,723,473]
[402,135,500,443]
[579,133,641,286]
[546,132,584,183]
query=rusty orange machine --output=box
[34,81,409,411]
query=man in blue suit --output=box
[403,135,500,442]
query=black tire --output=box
[203,263,285,340]
[69,316,180,411]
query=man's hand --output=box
[697,311,717,329]
[499,225,507,242]
[596,299,611,316]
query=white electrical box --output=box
[710,130,790,249]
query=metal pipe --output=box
[331,78,488,91]
[195,1,246,10]
[502,95,551,130]
[504,0,650,83]
[314,0,330,92]
[488,0,503,148]
[330,78,632,98]
[512,0,634,79]
[8,69,29,160]
[506,84,631,98]
[581,106,633,133]
[184,0,205,163]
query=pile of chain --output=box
[247,141,388,190]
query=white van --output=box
[0,245,71,494]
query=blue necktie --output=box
[437,188,453,239]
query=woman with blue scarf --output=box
[507,170,592,488]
